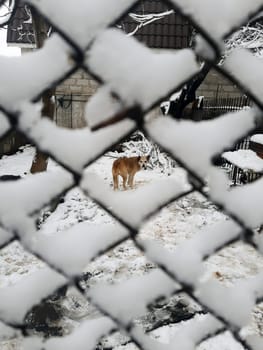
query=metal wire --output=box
[0,0,262,349]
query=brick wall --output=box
[0,64,242,157]
[56,68,242,127]
[55,69,99,128]
[0,70,99,156]
[56,69,98,97]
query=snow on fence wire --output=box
[0,0,263,349]
[200,97,263,185]
[223,137,262,186]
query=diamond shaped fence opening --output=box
[0,0,263,349]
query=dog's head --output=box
[138,155,150,170]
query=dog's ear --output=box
[138,156,141,161]
[147,155,150,161]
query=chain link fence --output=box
[0,0,263,349]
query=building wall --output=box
[27,51,244,125]
[0,66,242,157]
[55,69,99,128]
[21,49,99,129]
[56,69,98,97]
[0,69,99,156]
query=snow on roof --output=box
[222,149,263,172]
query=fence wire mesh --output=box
[0,0,263,349]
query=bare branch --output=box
[0,0,15,25]
[225,23,263,58]
[127,9,174,36]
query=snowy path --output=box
[0,146,263,349]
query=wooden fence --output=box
[0,130,27,158]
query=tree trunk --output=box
[167,62,212,119]
[30,10,55,174]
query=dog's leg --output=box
[128,173,135,188]
[128,174,132,187]
[122,174,127,190]
[113,173,119,190]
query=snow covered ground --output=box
[0,145,263,349]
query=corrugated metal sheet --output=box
[121,0,192,49]
[7,0,191,49]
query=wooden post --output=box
[30,9,55,174]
